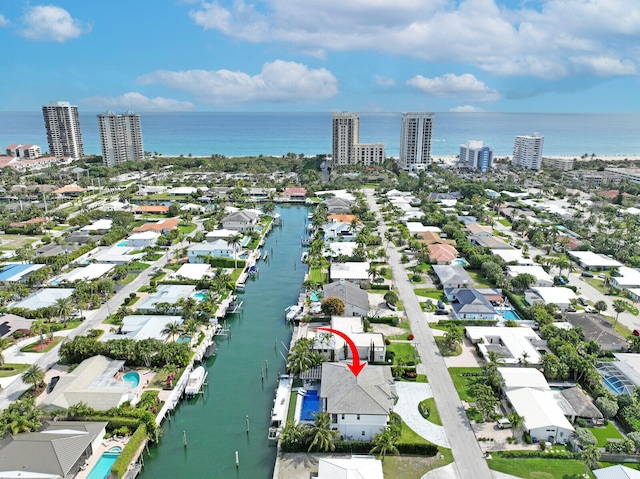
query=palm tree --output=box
[22,364,45,392]
[54,296,74,325]
[31,319,47,348]
[444,324,463,352]
[304,412,338,452]
[581,444,600,472]
[227,234,244,269]
[612,299,628,326]
[161,321,183,342]
[507,412,524,438]
[369,427,399,462]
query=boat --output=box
[300,252,309,263]
[184,366,206,398]
[285,304,302,322]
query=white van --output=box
[497,418,512,429]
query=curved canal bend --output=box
[140,205,308,479]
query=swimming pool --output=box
[255,225,264,232]
[177,336,191,345]
[87,451,121,479]
[123,371,140,389]
[117,240,129,247]
[501,310,522,321]
[241,236,251,247]
[603,376,626,395]
[193,291,208,301]
[300,390,321,421]
[453,258,469,266]
[310,291,322,302]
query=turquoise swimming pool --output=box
[117,240,129,247]
[241,236,251,247]
[87,450,121,479]
[193,291,208,301]
[310,291,322,302]
[123,371,140,389]
[501,310,522,321]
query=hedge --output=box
[370,284,390,290]
[497,450,578,460]
[437,319,498,327]
[368,317,399,325]
[111,424,147,479]
[281,440,438,456]
[206,258,246,268]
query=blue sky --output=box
[1,0,639,112]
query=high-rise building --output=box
[42,101,84,159]
[460,140,494,172]
[332,112,359,165]
[512,132,544,170]
[399,112,434,171]
[331,112,385,166]
[98,111,144,168]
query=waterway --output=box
[139,205,308,479]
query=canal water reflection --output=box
[139,205,308,479]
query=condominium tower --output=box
[42,101,84,159]
[98,111,144,168]
[512,132,544,170]
[399,112,434,171]
[331,112,384,166]
[460,140,494,172]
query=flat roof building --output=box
[513,132,544,170]
[399,112,434,171]
[98,110,144,168]
[42,101,84,159]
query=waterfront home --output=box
[221,210,259,232]
[446,288,498,320]
[0,263,45,283]
[127,231,161,248]
[312,316,385,362]
[205,229,240,241]
[506,265,553,287]
[568,251,623,271]
[11,288,75,311]
[40,355,134,411]
[98,200,131,212]
[135,285,196,312]
[323,197,354,214]
[134,205,169,215]
[329,262,370,285]
[322,222,356,241]
[325,241,358,258]
[55,263,115,283]
[317,456,383,479]
[427,243,459,264]
[525,286,577,311]
[319,362,397,441]
[137,185,168,195]
[466,326,545,366]
[132,217,180,234]
[100,315,183,342]
[80,219,113,233]
[169,186,200,196]
[432,264,473,289]
[187,240,235,263]
[84,245,145,265]
[0,421,107,478]
[327,214,359,224]
[323,280,370,316]
[284,187,307,201]
[169,263,213,281]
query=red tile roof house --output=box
[132,218,180,234]
[428,244,459,264]
[284,187,307,201]
[9,217,48,228]
[134,205,170,215]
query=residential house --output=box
[284,187,307,201]
[135,285,196,312]
[100,315,183,342]
[466,326,545,365]
[80,219,113,233]
[324,197,354,214]
[188,240,235,264]
[506,266,553,287]
[525,287,577,311]
[323,280,370,317]
[85,246,145,265]
[568,251,623,271]
[52,184,87,196]
[312,316,385,362]
[329,262,370,284]
[325,242,358,258]
[466,223,493,236]
[427,244,459,264]
[132,218,180,234]
[35,244,79,258]
[0,313,33,338]
[610,266,640,290]
[205,229,239,242]
[66,232,102,245]
[416,231,456,246]
[55,264,115,283]
[317,456,383,479]
[9,217,48,229]
[221,210,259,232]
[127,231,161,248]
[11,288,75,311]
[134,205,170,215]
[0,421,107,479]
[492,249,534,265]
[169,264,213,281]
[470,235,512,249]
[446,288,498,320]
[0,264,45,283]
[432,264,473,289]
[593,465,640,479]
[322,222,357,242]
[40,355,134,411]
[320,362,397,441]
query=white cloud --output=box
[449,105,485,113]
[0,14,10,27]
[407,73,499,102]
[20,6,88,42]
[187,0,640,79]
[374,75,395,87]
[137,60,338,105]
[80,92,196,112]
[570,56,637,77]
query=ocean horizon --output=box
[2,111,640,159]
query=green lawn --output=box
[435,337,462,356]
[287,391,298,423]
[497,219,512,227]
[587,422,624,447]
[117,274,136,285]
[414,289,446,301]
[487,455,594,479]
[387,342,419,364]
[419,397,442,425]
[448,367,483,401]
[0,234,39,250]
[129,261,151,270]
[20,337,63,353]
[308,268,326,284]
[0,363,30,378]
[51,224,69,230]
[178,224,197,234]
[466,269,494,288]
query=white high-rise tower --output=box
[399,112,434,171]
[42,101,84,159]
[512,132,544,170]
[98,111,144,168]
[332,112,360,165]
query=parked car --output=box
[566,307,577,312]
[581,271,594,278]
[47,376,60,393]
[437,300,446,310]
[598,274,607,279]
[578,297,589,306]
[497,418,512,429]
[434,309,449,316]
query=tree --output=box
[369,427,399,462]
[581,445,600,472]
[286,338,316,377]
[507,412,524,439]
[595,396,618,419]
[303,412,338,452]
[0,337,12,366]
[321,297,345,316]
[574,427,598,447]
[160,321,183,343]
[593,300,608,314]
[384,291,398,308]
[226,233,244,269]
[627,431,640,453]
[54,296,74,324]
[628,333,640,353]
[511,273,536,291]
[444,324,463,352]
[279,421,304,449]
[612,299,628,326]
[22,364,45,392]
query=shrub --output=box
[574,427,597,447]
[110,424,147,478]
[407,334,414,341]
[384,291,399,306]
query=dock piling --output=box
[246,415,250,434]
[183,430,187,448]
[235,451,239,467]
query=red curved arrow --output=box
[318,327,366,377]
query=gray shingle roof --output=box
[323,280,369,311]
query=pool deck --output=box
[75,436,129,479]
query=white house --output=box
[568,251,623,271]
[312,316,385,363]
[610,266,640,290]
[329,262,370,284]
[507,266,553,287]
[55,263,115,283]
[127,231,161,248]
[526,287,577,311]
[320,363,397,441]
[170,263,213,281]
[466,326,545,365]
[80,219,113,233]
[432,264,473,289]
[188,240,235,263]
[205,229,238,241]
[317,456,383,479]
[492,249,534,265]
[100,315,183,342]
[221,210,259,232]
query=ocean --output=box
[1,111,640,159]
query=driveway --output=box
[394,382,450,448]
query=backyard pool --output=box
[500,310,522,321]
[453,258,469,266]
[123,371,140,389]
[177,336,191,345]
[192,291,208,301]
[116,241,129,247]
[310,291,323,302]
[241,236,251,247]
[87,450,121,479]
[300,390,320,421]
[255,225,264,232]
[603,376,627,395]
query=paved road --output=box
[365,189,491,479]
[0,220,205,409]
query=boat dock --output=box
[268,374,293,442]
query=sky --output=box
[0,0,639,113]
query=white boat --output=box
[285,304,302,322]
[184,366,206,398]
[300,252,309,263]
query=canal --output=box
[139,205,308,479]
